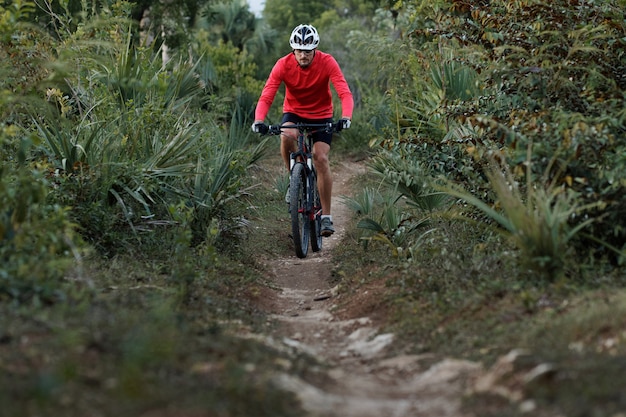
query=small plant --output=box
[184,127,268,246]
[368,148,450,212]
[342,186,380,217]
[442,152,598,280]
[344,187,433,258]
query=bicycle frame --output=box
[281,123,331,217]
[266,122,337,258]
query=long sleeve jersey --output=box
[254,51,354,121]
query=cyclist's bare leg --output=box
[313,141,332,215]
[280,123,297,171]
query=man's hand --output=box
[336,118,351,131]
[252,122,269,135]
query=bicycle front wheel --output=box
[290,163,309,258]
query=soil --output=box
[253,160,484,417]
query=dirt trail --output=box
[258,161,482,417]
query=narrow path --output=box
[258,161,481,417]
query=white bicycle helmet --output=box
[289,24,320,50]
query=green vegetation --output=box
[1,0,626,415]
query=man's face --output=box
[294,49,315,68]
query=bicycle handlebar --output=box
[265,121,342,136]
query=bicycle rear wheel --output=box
[290,163,309,258]
[310,170,323,253]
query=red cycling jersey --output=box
[254,51,354,121]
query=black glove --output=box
[336,118,351,132]
[268,125,282,135]
[252,122,269,135]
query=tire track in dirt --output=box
[258,161,482,417]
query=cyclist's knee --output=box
[314,152,329,169]
[281,132,297,143]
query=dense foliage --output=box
[1,0,268,301]
[347,0,626,279]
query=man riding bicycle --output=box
[252,24,354,237]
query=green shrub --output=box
[0,137,83,304]
[425,0,626,262]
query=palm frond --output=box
[368,150,449,212]
[342,187,381,217]
[357,218,387,234]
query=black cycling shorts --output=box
[281,113,334,146]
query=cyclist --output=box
[252,24,354,237]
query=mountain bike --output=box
[265,122,341,259]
